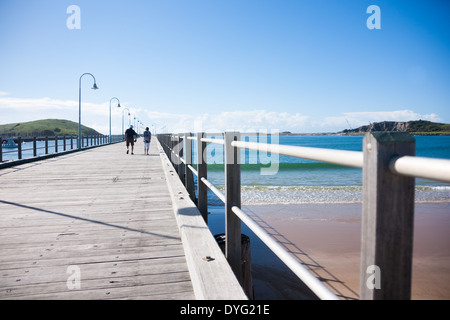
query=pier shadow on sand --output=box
[242,207,359,300]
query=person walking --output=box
[143,127,152,155]
[124,125,137,155]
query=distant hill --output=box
[340,120,450,135]
[0,119,101,137]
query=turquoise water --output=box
[190,135,450,204]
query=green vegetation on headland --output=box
[339,120,450,136]
[0,119,101,137]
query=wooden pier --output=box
[3,131,449,300]
[0,139,246,300]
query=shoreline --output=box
[238,186,449,206]
[209,202,450,300]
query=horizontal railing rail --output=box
[389,155,450,183]
[158,131,450,300]
[0,134,123,164]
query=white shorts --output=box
[144,142,150,149]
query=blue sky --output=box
[0,0,449,134]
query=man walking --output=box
[143,127,152,155]
[124,125,137,155]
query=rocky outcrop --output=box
[341,121,409,134]
[340,120,450,134]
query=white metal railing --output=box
[158,131,450,300]
[389,155,450,183]
[232,140,364,168]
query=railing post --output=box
[0,137,3,162]
[196,132,208,223]
[360,132,416,300]
[178,134,185,184]
[184,132,196,202]
[63,135,66,151]
[17,137,22,160]
[33,137,37,157]
[45,136,49,154]
[169,135,175,168]
[224,131,242,283]
[55,136,58,153]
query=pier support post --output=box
[360,132,416,300]
[17,137,22,160]
[197,132,208,224]
[215,233,253,299]
[173,135,179,175]
[224,132,242,284]
[178,134,185,185]
[184,132,196,202]
[33,137,37,157]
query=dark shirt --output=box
[125,128,137,139]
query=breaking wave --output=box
[206,185,450,205]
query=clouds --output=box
[146,108,442,133]
[0,93,445,134]
[144,109,311,133]
[323,110,442,131]
[0,93,128,134]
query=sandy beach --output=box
[238,202,450,300]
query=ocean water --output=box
[190,135,450,205]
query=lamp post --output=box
[122,108,130,136]
[109,97,121,144]
[78,73,98,150]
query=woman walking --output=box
[143,127,152,155]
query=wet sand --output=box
[241,202,450,300]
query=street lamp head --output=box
[92,83,99,90]
[117,103,121,108]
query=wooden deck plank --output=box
[0,140,195,300]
